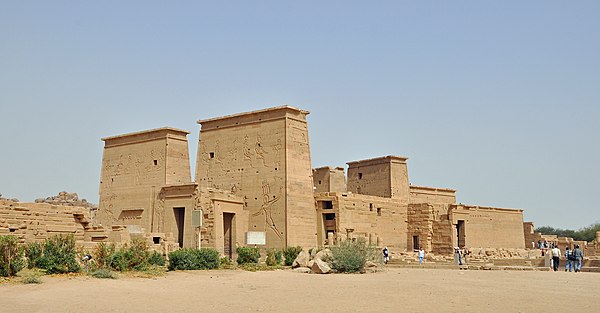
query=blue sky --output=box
[1,1,598,229]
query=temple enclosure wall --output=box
[0,200,92,244]
[315,192,408,250]
[449,205,525,249]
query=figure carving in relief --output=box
[272,138,282,167]
[230,183,240,194]
[98,193,117,224]
[243,135,253,161]
[192,188,202,210]
[252,181,283,238]
[254,135,268,166]
[227,139,238,163]
[199,142,209,165]
[155,190,165,232]
[214,140,223,164]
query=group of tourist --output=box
[548,244,584,272]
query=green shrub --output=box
[265,249,282,266]
[108,238,152,271]
[168,248,220,271]
[283,246,303,266]
[236,247,260,265]
[330,238,377,273]
[148,251,166,266]
[220,256,232,266]
[38,235,80,274]
[92,242,115,269]
[24,242,43,269]
[0,235,25,277]
[91,268,118,279]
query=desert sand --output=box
[1,268,598,313]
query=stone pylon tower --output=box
[97,127,192,231]
[195,106,317,249]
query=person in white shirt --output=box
[418,247,425,265]
[551,246,561,271]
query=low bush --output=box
[92,242,115,269]
[236,247,260,265]
[265,249,282,266]
[0,235,25,277]
[108,238,154,271]
[24,242,43,269]
[148,251,166,266]
[330,238,377,273]
[38,235,80,274]
[168,248,220,271]
[283,246,303,266]
[91,268,118,279]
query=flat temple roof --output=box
[197,105,309,124]
[101,127,190,141]
[346,155,408,166]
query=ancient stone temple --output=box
[94,105,526,256]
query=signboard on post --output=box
[191,210,202,227]
[246,231,266,245]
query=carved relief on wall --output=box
[97,193,118,224]
[252,180,283,238]
[254,135,268,166]
[243,135,253,161]
[192,188,202,210]
[154,190,165,232]
[102,148,166,188]
[272,138,282,168]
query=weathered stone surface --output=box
[292,251,310,268]
[310,258,331,274]
[293,267,311,274]
[314,249,332,262]
[365,260,378,268]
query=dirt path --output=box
[1,268,598,313]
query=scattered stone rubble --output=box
[291,248,380,274]
[35,191,98,210]
[0,193,19,202]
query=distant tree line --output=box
[535,223,600,242]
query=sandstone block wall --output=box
[0,200,92,244]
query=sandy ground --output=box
[1,268,599,313]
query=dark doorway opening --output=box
[456,220,465,248]
[223,213,234,259]
[413,235,420,251]
[173,207,185,248]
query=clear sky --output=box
[1,1,598,230]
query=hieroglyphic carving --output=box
[252,180,283,238]
[254,135,268,166]
[243,135,253,161]
[272,138,282,168]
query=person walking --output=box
[551,245,561,271]
[382,246,389,264]
[573,245,584,272]
[418,247,425,265]
[565,247,573,272]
